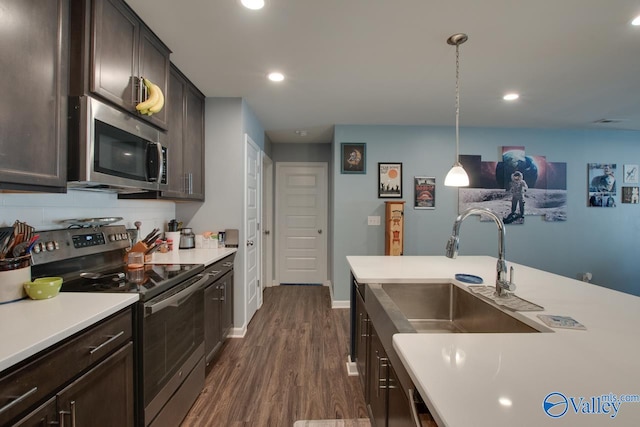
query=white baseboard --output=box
[346,355,359,376]
[228,326,247,338]
[329,279,350,308]
[332,300,350,309]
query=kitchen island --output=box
[347,255,640,427]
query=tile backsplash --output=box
[0,190,175,237]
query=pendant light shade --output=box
[444,33,469,187]
[444,163,469,186]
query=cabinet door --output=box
[91,0,139,110]
[57,342,135,427]
[368,328,388,427]
[204,283,222,365]
[138,25,170,130]
[183,84,205,200]
[11,397,57,427]
[355,288,369,400]
[163,66,186,198]
[0,0,68,191]
[220,271,234,338]
[387,365,414,427]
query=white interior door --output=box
[244,134,261,324]
[275,162,328,284]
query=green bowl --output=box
[24,277,63,300]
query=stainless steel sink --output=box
[376,282,551,333]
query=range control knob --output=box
[32,243,42,254]
[109,234,116,242]
[45,241,55,251]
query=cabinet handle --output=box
[59,400,76,427]
[359,314,369,339]
[135,76,145,105]
[88,331,125,355]
[375,352,389,397]
[189,173,193,194]
[0,386,37,416]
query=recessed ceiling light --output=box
[295,130,308,136]
[632,15,640,26]
[241,0,265,10]
[503,93,520,101]
[268,72,284,82]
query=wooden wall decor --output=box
[385,201,405,256]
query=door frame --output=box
[262,153,274,288]
[274,162,328,285]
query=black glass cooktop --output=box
[61,263,204,301]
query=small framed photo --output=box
[340,143,366,174]
[622,187,639,204]
[414,177,435,209]
[378,163,402,198]
[624,164,638,184]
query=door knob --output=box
[247,240,254,246]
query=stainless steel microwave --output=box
[67,96,168,193]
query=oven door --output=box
[142,273,208,422]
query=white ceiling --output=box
[127,0,640,144]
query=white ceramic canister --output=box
[0,265,31,303]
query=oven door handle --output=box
[144,274,209,316]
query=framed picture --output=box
[622,187,639,204]
[378,163,402,198]
[588,163,616,207]
[624,164,638,184]
[414,177,435,209]
[340,143,366,174]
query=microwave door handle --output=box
[146,142,162,182]
[155,143,163,182]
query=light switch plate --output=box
[368,216,381,226]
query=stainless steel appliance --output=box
[67,96,168,193]
[30,225,209,427]
[179,228,195,249]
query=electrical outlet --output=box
[368,216,381,226]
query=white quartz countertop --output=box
[0,293,138,373]
[347,256,640,426]
[148,247,236,266]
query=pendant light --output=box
[444,33,470,187]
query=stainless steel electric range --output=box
[31,224,210,427]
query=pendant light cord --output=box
[455,42,460,163]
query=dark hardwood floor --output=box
[181,285,368,427]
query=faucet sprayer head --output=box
[446,235,459,258]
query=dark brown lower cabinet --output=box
[57,342,134,427]
[12,397,57,427]
[204,256,235,365]
[1,309,135,427]
[368,327,387,427]
[15,343,134,427]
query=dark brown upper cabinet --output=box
[0,0,69,192]
[162,64,205,200]
[70,0,171,130]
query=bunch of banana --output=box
[136,77,164,116]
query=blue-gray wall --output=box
[271,143,331,163]
[178,97,266,332]
[332,125,640,301]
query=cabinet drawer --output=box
[204,255,235,280]
[0,308,132,425]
